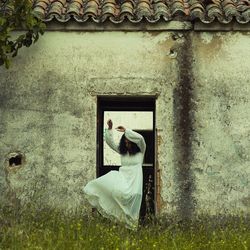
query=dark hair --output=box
[119,134,141,155]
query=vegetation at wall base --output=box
[0,205,249,250]
[0,0,45,69]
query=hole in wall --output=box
[168,48,177,59]
[9,155,22,167]
[5,152,25,172]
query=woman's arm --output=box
[105,129,120,153]
[105,119,120,153]
[124,129,146,154]
[116,126,146,154]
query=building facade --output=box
[0,0,249,219]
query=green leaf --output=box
[0,0,46,69]
[5,58,10,69]
[17,42,22,49]
[0,58,4,66]
[0,17,6,26]
[12,49,18,57]
[16,34,25,42]
[33,33,39,43]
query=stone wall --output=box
[0,30,249,217]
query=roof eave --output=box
[194,21,250,31]
[44,19,193,31]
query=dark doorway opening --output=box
[97,96,156,220]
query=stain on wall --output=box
[173,32,196,221]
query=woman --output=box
[83,119,146,228]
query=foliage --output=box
[0,0,45,68]
[0,206,249,250]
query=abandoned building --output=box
[0,0,249,220]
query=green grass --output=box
[0,207,249,250]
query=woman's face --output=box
[124,138,131,150]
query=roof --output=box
[33,0,250,24]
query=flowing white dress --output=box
[83,129,146,228]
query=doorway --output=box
[97,96,156,219]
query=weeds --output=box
[0,206,249,250]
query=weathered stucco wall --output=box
[0,31,178,214]
[191,32,250,215]
[0,30,249,218]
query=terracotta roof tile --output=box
[31,0,250,23]
[153,0,171,21]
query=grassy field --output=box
[0,207,249,250]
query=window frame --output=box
[97,96,156,175]
[96,96,157,218]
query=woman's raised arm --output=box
[105,119,120,153]
[124,129,146,154]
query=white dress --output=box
[83,129,146,228]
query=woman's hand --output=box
[107,119,113,130]
[116,126,126,132]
